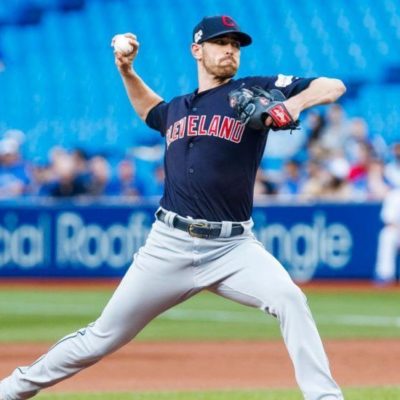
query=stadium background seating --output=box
[0,0,399,163]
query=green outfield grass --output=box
[35,387,400,400]
[0,286,399,342]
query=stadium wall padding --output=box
[0,201,382,281]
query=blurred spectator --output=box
[348,141,373,185]
[33,147,65,195]
[301,151,355,201]
[319,157,354,200]
[304,110,325,148]
[363,158,391,200]
[43,149,87,197]
[254,169,277,198]
[112,158,143,197]
[375,188,400,285]
[145,162,165,197]
[348,139,391,199]
[261,128,307,182]
[86,155,114,196]
[317,104,349,155]
[0,138,30,197]
[345,117,388,164]
[301,159,325,199]
[4,129,26,145]
[278,159,305,196]
[384,142,400,188]
[344,117,370,163]
[71,148,91,189]
[29,163,52,195]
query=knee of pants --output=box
[271,284,308,314]
[75,323,131,362]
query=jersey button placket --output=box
[187,101,200,208]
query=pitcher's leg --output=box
[210,240,343,400]
[0,258,194,400]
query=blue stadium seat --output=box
[351,84,400,144]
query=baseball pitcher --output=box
[0,15,346,400]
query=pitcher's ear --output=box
[191,43,203,60]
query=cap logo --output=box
[194,29,203,43]
[222,16,235,27]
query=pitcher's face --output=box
[200,36,241,79]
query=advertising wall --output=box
[0,201,382,281]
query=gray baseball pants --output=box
[0,210,343,400]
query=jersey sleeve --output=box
[249,74,316,99]
[270,74,316,98]
[145,101,169,135]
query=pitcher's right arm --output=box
[113,33,164,121]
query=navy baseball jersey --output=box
[146,75,314,222]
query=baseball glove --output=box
[228,85,299,131]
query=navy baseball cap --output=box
[193,15,252,47]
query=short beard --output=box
[203,59,238,81]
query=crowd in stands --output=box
[0,130,164,201]
[0,104,399,202]
[254,104,399,202]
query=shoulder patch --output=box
[275,74,295,88]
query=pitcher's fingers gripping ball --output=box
[111,33,139,72]
[112,34,134,54]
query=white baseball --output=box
[113,35,133,55]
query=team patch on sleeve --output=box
[274,74,296,88]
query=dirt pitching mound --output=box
[0,339,398,393]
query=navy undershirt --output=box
[146,75,314,222]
